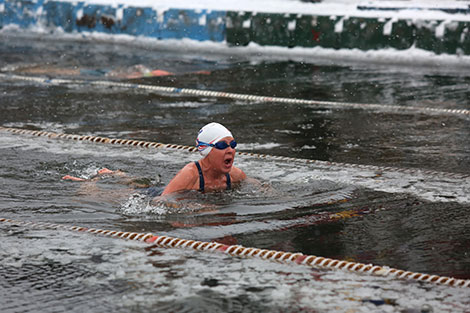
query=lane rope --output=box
[1,73,469,117]
[1,217,468,288]
[1,126,468,180]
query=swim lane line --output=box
[0,217,468,288]
[0,126,468,181]
[0,73,469,117]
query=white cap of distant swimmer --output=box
[196,122,232,157]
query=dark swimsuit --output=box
[142,161,231,196]
[194,161,231,192]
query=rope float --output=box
[1,76,468,288]
[1,73,469,117]
[1,125,468,180]
[1,217,469,288]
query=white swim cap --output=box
[196,122,233,157]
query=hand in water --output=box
[62,175,86,181]
[97,168,114,175]
[62,168,125,181]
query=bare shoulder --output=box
[180,162,198,175]
[161,162,198,195]
[230,166,247,183]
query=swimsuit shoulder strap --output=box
[226,173,231,190]
[194,161,204,192]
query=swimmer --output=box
[63,122,250,208]
[6,64,211,79]
[160,122,247,196]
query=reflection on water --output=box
[1,34,470,312]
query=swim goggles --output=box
[197,139,237,150]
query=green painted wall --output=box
[226,12,470,55]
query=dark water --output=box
[1,33,470,312]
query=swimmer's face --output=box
[207,136,236,173]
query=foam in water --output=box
[1,223,469,313]
[0,132,468,205]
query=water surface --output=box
[1,33,469,312]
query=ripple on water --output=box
[117,178,356,217]
[2,223,469,313]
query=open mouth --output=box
[224,156,233,166]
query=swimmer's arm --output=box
[230,166,247,183]
[232,166,267,186]
[62,168,125,182]
[231,167,275,193]
[62,168,123,196]
[161,164,198,196]
[235,168,277,194]
[150,194,182,209]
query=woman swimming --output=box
[63,122,247,198]
[161,122,247,195]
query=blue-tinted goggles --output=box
[197,140,237,150]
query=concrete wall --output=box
[1,0,469,55]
